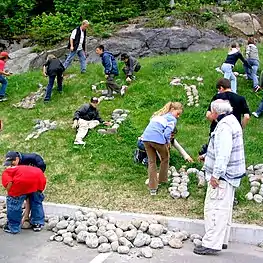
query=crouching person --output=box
[121,53,141,82]
[193,99,246,255]
[2,165,47,234]
[72,97,111,145]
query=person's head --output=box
[0,51,10,61]
[95,45,105,55]
[121,53,129,62]
[90,97,99,107]
[80,20,90,31]
[4,151,20,167]
[231,42,240,50]
[248,37,255,45]
[216,78,231,93]
[210,99,233,120]
[152,102,183,119]
[47,54,56,61]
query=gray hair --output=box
[82,20,89,25]
[211,99,233,115]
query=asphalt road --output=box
[0,229,263,263]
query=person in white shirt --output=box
[63,20,90,73]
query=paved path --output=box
[0,230,263,263]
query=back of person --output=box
[102,52,118,75]
[2,165,46,197]
[246,44,259,60]
[20,153,46,172]
[46,58,64,76]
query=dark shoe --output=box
[222,244,228,250]
[32,224,42,232]
[57,90,63,94]
[81,71,86,74]
[193,246,220,255]
[254,85,261,92]
[3,224,16,234]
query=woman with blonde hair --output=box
[142,102,183,195]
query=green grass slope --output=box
[0,47,263,224]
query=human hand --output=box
[70,46,74,52]
[43,73,47,77]
[198,155,205,162]
[186,156,194,163]
[103,121,112,126]
[72,120,79,129]
[105,75,109,79]
[210,176,219,189]
[126,77,132,82]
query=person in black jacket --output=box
[4,151,46,172]
[121,53,141,82]
[43,54,65,102]
[72,97,111,145]
[63,20,89,73]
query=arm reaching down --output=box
[172,139,193,162]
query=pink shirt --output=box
[0,60,5,71]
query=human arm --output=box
[172,139,193,162]
[2,169,13,192]
[42,65,47,77]
[238,52,251,68]
[245,45,250,59]
[69,29,76,51]
[127,58,135,76]
[241,97,250,129]
[242,114,250,129]
[103,54,112,75]
[73,104,90,121]
[0,69,11,76]
[164,122,176,144]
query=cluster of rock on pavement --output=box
[168,166,205,200]
[245,164,263,204]
[98,109,130,135]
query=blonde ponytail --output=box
[151,102,183,118]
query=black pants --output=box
[122,64,141,77]
[106,74,121,97]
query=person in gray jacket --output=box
[121,53,141,82]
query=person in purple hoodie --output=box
[142,102,183,196]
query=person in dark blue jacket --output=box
[4,151,46,172]
[95,45,127,98]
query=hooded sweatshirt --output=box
[246,44,259,61]
[224,48,250,67]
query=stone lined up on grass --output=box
[97,109,130,135]
[13,84,46,109]
[25,119,57,141]
[245,164,263,204]
[45,207,196,258]
[215,67,247,78]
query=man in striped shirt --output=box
[194,99,246,255]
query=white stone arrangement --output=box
[25,119,57,141]
[168,166,206,200]
[97,109,130,135]
[245,164,263,204]
[13,83,45,109]
[46,207,204,258]
[170,76,203,107]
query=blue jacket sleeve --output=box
[103,54,112,75]
[164,122,176,144]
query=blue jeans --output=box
[63,49,86,72]
[244,59,259,88]
[0,75,8,97]
[44,74,63,101]
[256,98,263,116]
[221,63,237,93]
[6,192,45,233]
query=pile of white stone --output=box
[25,119,57,141]
[0,200,7,228]
[170,76,203,107]
[168,166,205,200]
[47,208,202,258]
[13,84,45,109]
[98,109,129,135]
[245,164,263,204]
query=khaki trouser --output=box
[106,74,121,97]
[143,141,169,190]
[75,119,100,142]
[202,180,235,250]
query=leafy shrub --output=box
[216,22,230,34]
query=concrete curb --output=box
[0,196,262,245]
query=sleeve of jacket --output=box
[238,52,251,68]
[35,155,46,172]
[2,169,13,188]
[164,121,176,144]
[73,104,89,120]
[95,111,104,123]
[127,58,135,76]
[103,54,112,75]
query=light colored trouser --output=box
[75,119,100,142]
[221,63,237,93]
[202,180,235,250]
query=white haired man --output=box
[63,20,90,73]
[194,99,246,255]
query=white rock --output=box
[170,191,181,199]
[245,192,254,201]
[98,236,108,244]
[56,220,69,230]
[259,190,263,197]
[168,238,183,249]
[172,177,181,184]
[119,237,134,248]
[124,229,137,241]
[187,168,199,175]
[116,221,129,231]
[74,211,84,221]
[66,224,75,233]
[86,233,99,248]
[79,207,90,215]
[251,186,259,194]
[181,230,189,240]
[150,237,164,249]
[108,216,117,225]
[247,165,254,172]
[178,185,188,193]
[148,224,164,237]
[62,232,72,239]
[104,230,118,243]
[144,234,151,245]
[97,226,107,237]
[117,246,130,254]
[254,194,263,203]
[95,210,104,218]
[97,218,108,228]
[76,231,88,243]
[254,164,263,170]
[181,191,190,198]
[115,228,124,238]
[128,223,136,230]
[55,236,63,242]
[193,239,202,247]
[139,221,149,232]
[133,232,147,247]
[251,181,261,187]
[87,217,97,226]
[63,237,74,247]
[173,232,185,241]
[131,219,142,229]
[160,233,173,245]
[89,225,98,232]
[141,247,153,258]
[98,243,111,253]
[75,224,88,234]
[190,234,202,241]
[111,241,119,252]
[57,229,68,235]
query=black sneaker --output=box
[193,246,220,255]
[3,224,14,234]
[32,224,42,232]
[222,244,228,250]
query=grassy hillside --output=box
[0,47,263,224]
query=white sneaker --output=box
[74,140,86,145]
[120,85,127,96]
[145,178,149,185]
[252,112,259,118]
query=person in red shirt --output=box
[0,51,12,101]
[2,165,47,234]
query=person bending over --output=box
[120,53,141,83]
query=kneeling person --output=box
[2,165,46,234]
[121,53,141,82]
[73,97,111,145]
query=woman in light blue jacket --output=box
[142,102,183,195]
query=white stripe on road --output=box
[89,252,113,263]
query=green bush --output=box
[216,22,230,34]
